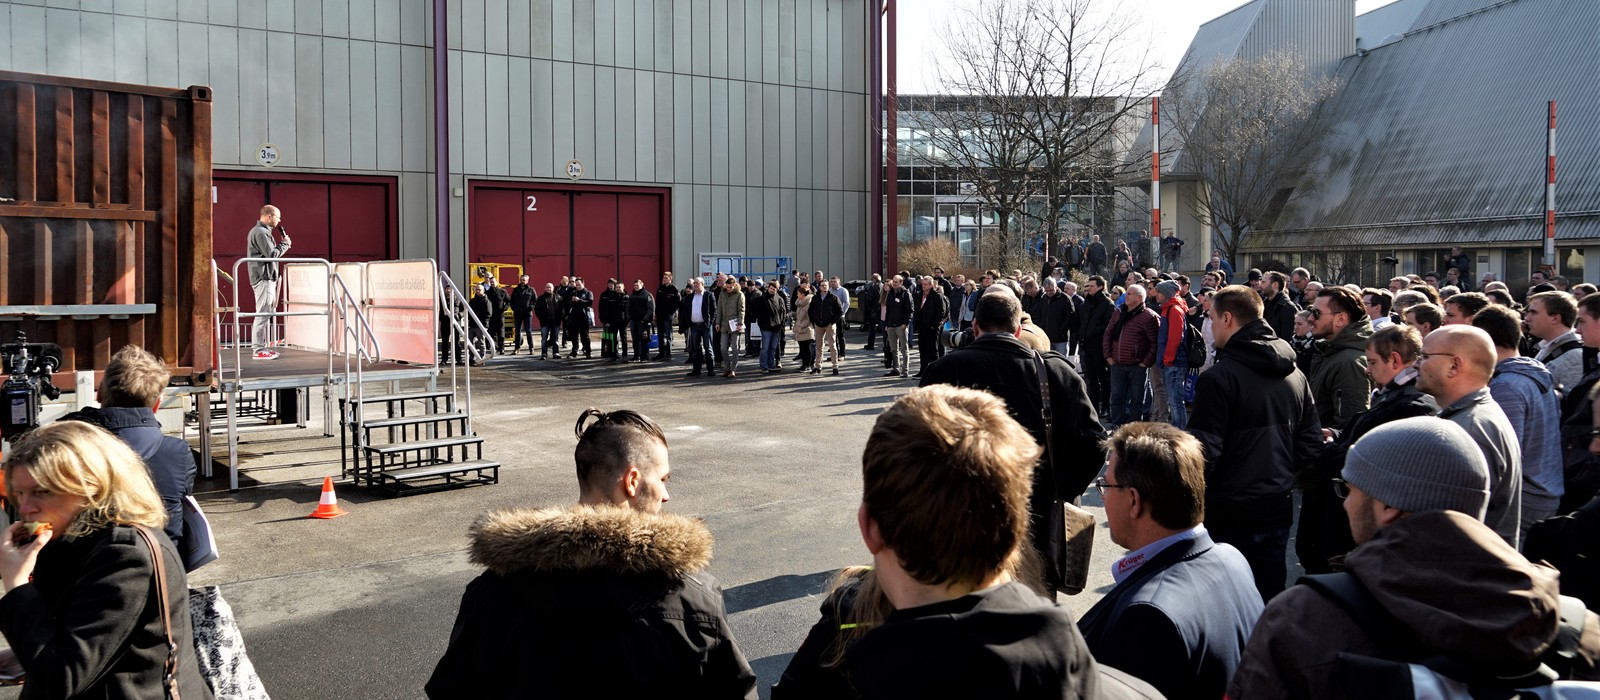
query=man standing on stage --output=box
[247,205,291,360]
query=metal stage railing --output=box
[214,257,383,491]
[437,273,488,437]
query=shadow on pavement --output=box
[724,570,836,615]
[751,653,797,699]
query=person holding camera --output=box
[919,288,1108,591]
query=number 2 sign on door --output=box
[526,195,537,212]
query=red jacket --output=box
[1159,296,1189,366]
[1102,302,1160,367]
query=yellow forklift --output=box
[470,263,523,345]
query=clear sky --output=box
[895,0,1404,94]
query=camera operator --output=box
[919,287,1108,590]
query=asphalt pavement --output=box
[0,329,1300,699]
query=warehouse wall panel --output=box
[10,0,874,281]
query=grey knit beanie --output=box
[1155,280,1181,300]
[1342,417,1491,519]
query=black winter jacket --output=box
[883,286,914,327]
[856,282,881,316]
[756,290,787,331]
[1262,290,1299,342]
[426,505,757,699]
[534,291,562,327]
[1187,318,1323,531]
[627,289,655,323]
[1032,292,1077,344]
[565,288,594,325]
[486,284,510,316]
[468,294,493,326]
[655,283,680,319]
[914,289,949,331]
[0,525,212,700]
[58,407,194,549]
[599,290,628,325]
[509,284,536,315]
[921,335,1107,585]
[1077,291,1115,347]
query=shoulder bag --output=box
[133,526,183,700]
[1032,352,1097,595]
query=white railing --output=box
[437,273,487,436]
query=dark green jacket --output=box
[1308,318,1374,430]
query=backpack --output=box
[1298,572,1598,699]
[1185,315,1207,369]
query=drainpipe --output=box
[885,0,898,278]
[435,0,452,279]
[870,1,883,276]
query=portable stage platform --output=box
[197,257,498,495]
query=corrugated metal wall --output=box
[1239,0,1355,78]
[0,0,873,280]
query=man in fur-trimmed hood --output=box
[425,409,757,699]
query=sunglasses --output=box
[1332,478,1351,499]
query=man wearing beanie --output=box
[1151,280,1190,428]
[1229,417,1600,699]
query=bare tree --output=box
[1164,48,1341,267]
[920,0,1163,269]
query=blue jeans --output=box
[539,325,557,356]
[1209,526,1292,602]
[513,314,534,352]
[1162,364,1189,429]
[687,323,713,372]
[1107,364,1148,427]
[655,317,674,356]
[760,329,781,369]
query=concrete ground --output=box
[0,328,1302,699]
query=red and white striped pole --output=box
[1545,100,1556,267]
[1151,96,1161,241]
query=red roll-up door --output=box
[573,193,619,289]
[213,179,268,314]
[330,183,391,261]
[618,194,661,286]
[268,182,332,262]
[472,188,524,266]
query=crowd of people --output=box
[11,230,1600,698]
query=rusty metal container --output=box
[0,70,213,389]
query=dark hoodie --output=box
[844,582,1163,699]
[1490,356,1565,512]
[425,505,757,699]
[1261,290,1299,342]
[1227,511,1600,700]
[1188,318,1322,532]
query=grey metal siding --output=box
[3,0,875,278]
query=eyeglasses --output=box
[1092,477,1132,496]
[1331,478,1351,499]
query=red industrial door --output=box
[213,179,267,316]
[472,188,524,266]
[523,191,570,327]
[330,184,391,261]
[573,193,619,288]
[619,194,661,286]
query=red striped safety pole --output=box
[1545,100,1556,267]
[1152,96,1161,241]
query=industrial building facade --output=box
[0,0,876,291]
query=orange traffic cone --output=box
[308,477,348,519]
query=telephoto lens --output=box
[939,328,974,350]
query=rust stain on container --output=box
[0,70,214,389]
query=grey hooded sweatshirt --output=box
[1490,356,1565,511]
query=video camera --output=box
[1,332,63,439]
[940,327,976,350]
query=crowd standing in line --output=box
[18,242,1600,699]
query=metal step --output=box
[358,390,454,405]
[361,412,468,431]
[380,459,500,482]
[365,436,482,455]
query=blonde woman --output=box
[0,421,212,699]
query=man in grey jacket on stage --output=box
[247,205,292,359]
